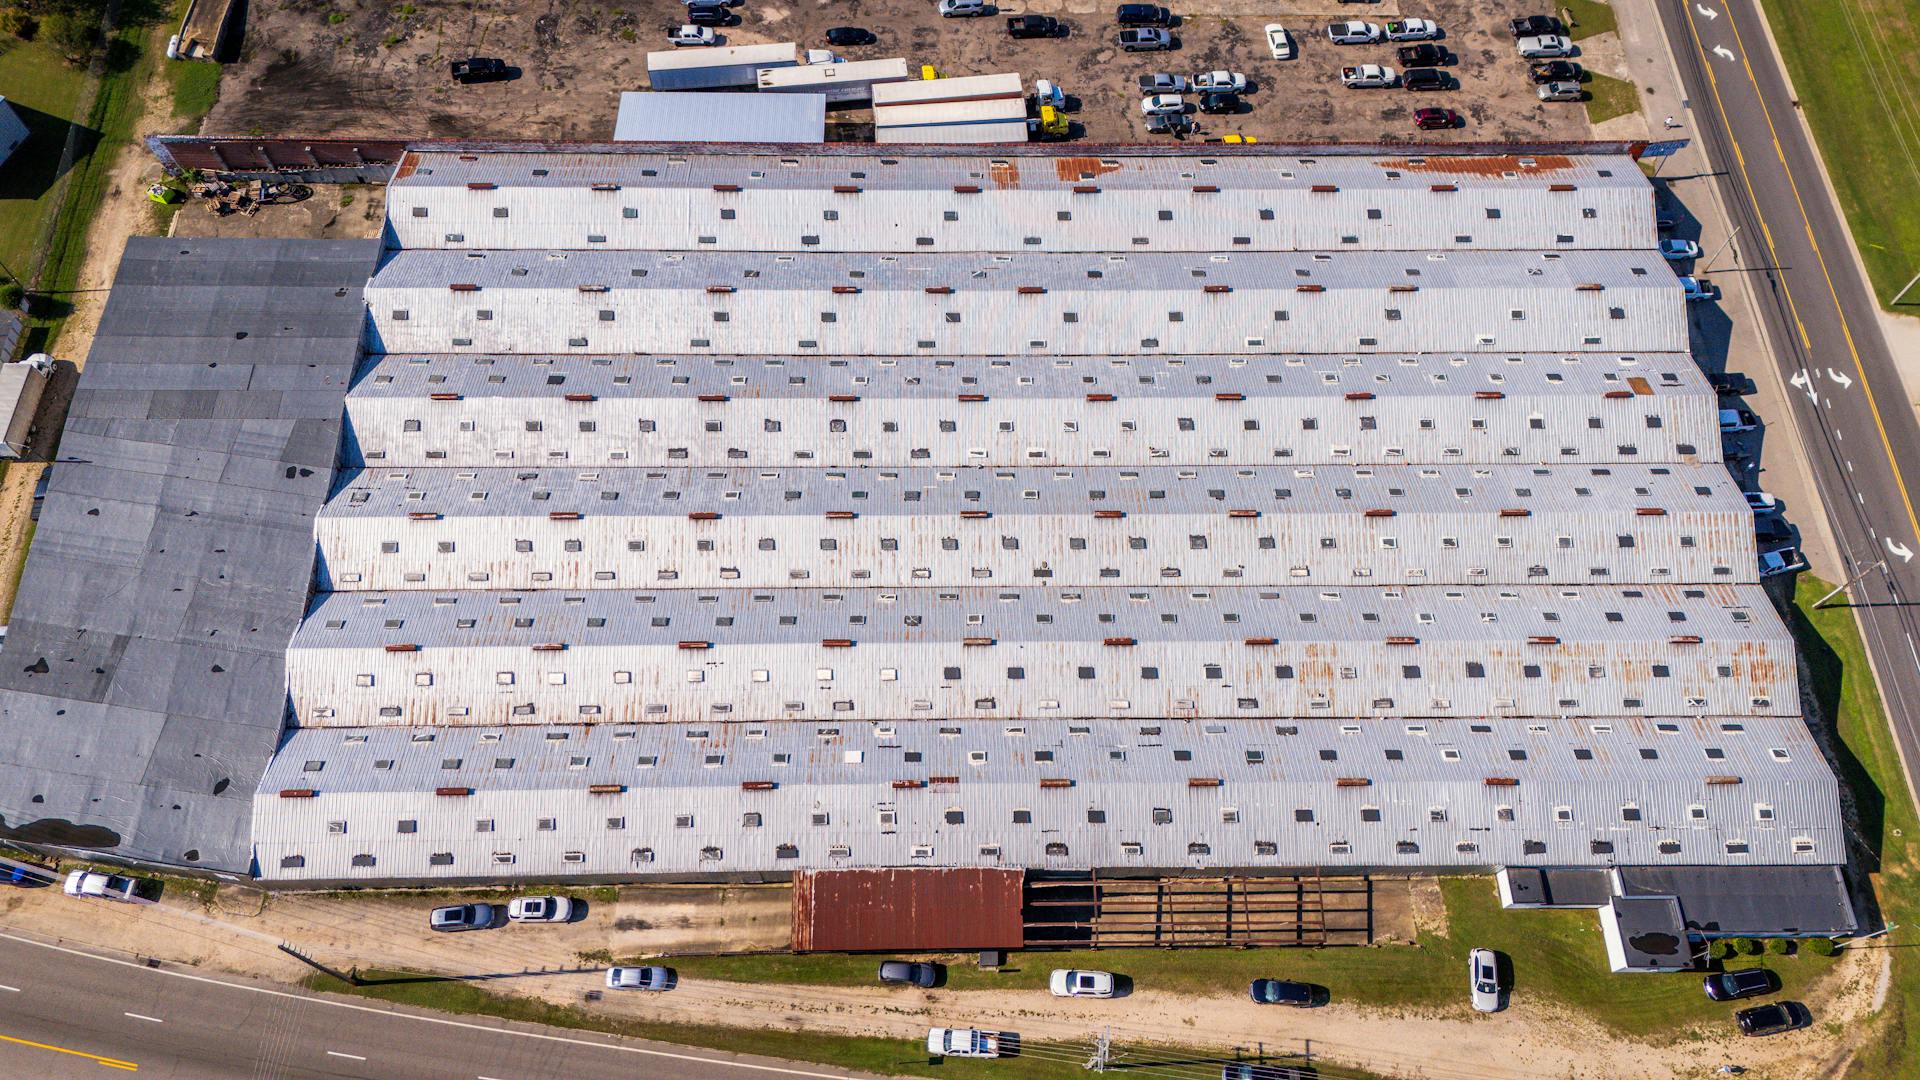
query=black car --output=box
[449,57,509,84]
[1403,68,1449,91]
[1707,968,1779,1001]
[1144,113,1195,136]
[1397,43,1443,67]
[1199,92,1240,115]
[1116,4,1172,27]
[1249,978,1314,1006]
[825,27,876,46]
[877,960,941,987]
[1007,15,1060,38]
[1509,15,1563,37]
[1529,59,1582,84]
[1735,1002,1797,1036]
[686,7,730,26]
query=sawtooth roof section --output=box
[361,249,1687,358]
[384,149,1652,253]
[0,238,381,874]
[249,714,1843,883]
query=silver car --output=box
[1517,34,1573,58]
[1536,81,1582,102]
[1469,948,1502,1012]
[606,965,677,991]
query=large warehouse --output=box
[0,146,1850,928]
[252,145,1842,886]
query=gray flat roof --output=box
[1619,865,1857,936]
[0,238,380,874]
[613,92,826,144]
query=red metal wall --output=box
[793,868,1025,952]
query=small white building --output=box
[0,98,29,168]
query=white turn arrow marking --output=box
[1889,538,1915,563]
[1713,45,1737,61]
[1790,370,1809,390]
[1697,4,1719,19]
[1828,367,1854,389]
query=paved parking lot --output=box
[207,0,1593,143]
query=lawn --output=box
[0,36,94,285]
[1761,0,1920,309]
[1582,72,1640,126]
[1790,577,1920,1076]
[1560,0,1619,41]
[304,968,1349,1080]
[668,875,1840,1039]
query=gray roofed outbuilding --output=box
[0,238,380,874]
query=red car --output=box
[1413,107,1458,131]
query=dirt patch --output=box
[168,183,387,240]
[1405,874,1449,940]
[206,0,1591,145]
[1368,876,1419,944]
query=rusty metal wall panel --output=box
[793,868,1025,951]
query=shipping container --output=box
[757,58,913,102]
[646,43,799,91]
[871,73,1025,107]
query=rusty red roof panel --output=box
[793,868,1024,952]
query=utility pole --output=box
[1704,225,1743,273]
[1813,559,1887,609]
[1085,1028,1112,1072]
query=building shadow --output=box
[0,100,101,204]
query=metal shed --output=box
[793,868,1026,952]
[613,92,825,144]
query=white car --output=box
[1516,34,1573,58]
[927,1028,1001,1058]
[1759,547,1807,578]
[1340,64,1396,88]
[938,0,988,16]
[606,965,677,991]
[62,870,140,903]
[1470,948,1502,1012]
[1327,21,1382,44]
[1265,24,1294,60]
[1384,18,1439,42]
[1746,491,1782,514]
[1140,94,1186,116]
[1191,70,1248,93]
[1719,408,1758,434]
[507,895,574,922]
[667,25,716,46]
[1659,238,1701,261]
[1681,276,1718,301]
[1049,969,1118,997]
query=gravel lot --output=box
[206,0,1592,144]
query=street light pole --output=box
[1705,226,1744,273]
[1813,559,1887,609]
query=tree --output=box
[1708,939,1734,961]
[1804,937,1839,957]
[43,10,94,61]
[1765,937,1793,956]
[1735,937,1764,956]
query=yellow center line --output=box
[1692,0,1920,547]
[0,1031,139,1070]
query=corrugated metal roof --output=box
[613,93,825,145]
[870,74,1026,107]
[248,714,1843,882]
[363,248,1686,358]
[757,59,913,91]
[792,868,1025,951]
[312,463,1757,591]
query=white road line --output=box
[123,1012,163,1023]
[0,931,860,1080]
[0,984,19,992]
[327,1050,368,1061]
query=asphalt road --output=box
[0,932,876,1080]
[1659,0,1920,821]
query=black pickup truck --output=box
[1007,15,1060,38]
[450,57,510,84]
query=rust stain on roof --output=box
[793,868,1025,952]
[988,159,1021,188]
[1052,156,1122,183]
[1377,154,1577,176]
[393,152,422,180]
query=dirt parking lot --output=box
[207,0,1595,144]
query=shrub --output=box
[1708,939,1734,961]
[1,10,38,39]
[326,11,347,25]
[44,11,95,60]
[1766,937,1793,956]
[1735,937,1764,956]
[1804,936,1839,957]
[0,282,23,310]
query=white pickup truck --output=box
[63,870,141,902]
[1341,64,1396,88]
[927,1028,1002,1058]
